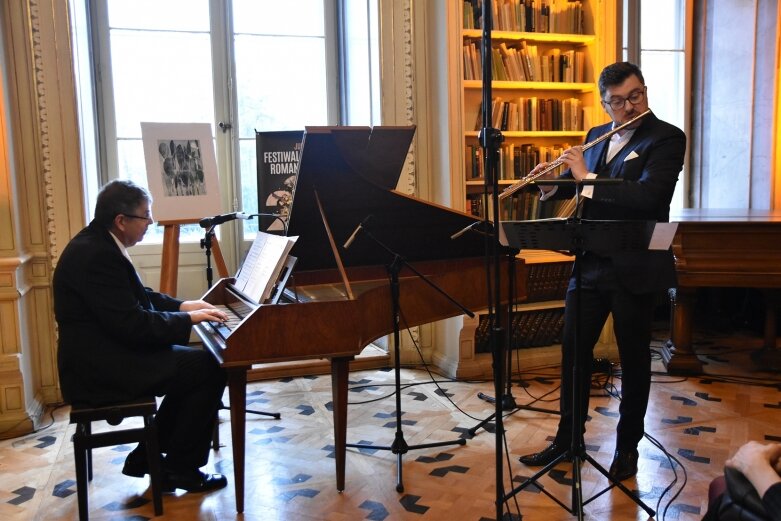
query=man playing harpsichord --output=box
[54,179,229,493]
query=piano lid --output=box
[286,126,486,272]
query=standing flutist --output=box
[517,61,686,482]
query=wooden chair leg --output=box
[144,415,164,516]
[73,425,90,521]
[84,422,93,482]
[212,415,220,450]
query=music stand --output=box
[500,211,657,520]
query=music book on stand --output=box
[233,231,298,304]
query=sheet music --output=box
[648,222,678,250]
[234,232,298,304]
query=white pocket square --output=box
[624,150,639,161]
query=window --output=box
[623,0,688,209]
[74,0,378,244]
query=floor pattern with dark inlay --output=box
[1,331,780,520]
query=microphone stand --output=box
[467,246,561,438]
[201,224,218,288]
[471,3,510,519]
[200,219,281,451]
[477,245,517,407]
[345,226,471,493]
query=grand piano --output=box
[194,126,524,513]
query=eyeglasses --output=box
[122,213,153,223]
[603,86,647,110]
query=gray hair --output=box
[93,179,152,228]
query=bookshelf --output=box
[471,260,570,354]
[460,1,599,219]
[446,0,618,377]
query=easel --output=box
[158,219,229,295]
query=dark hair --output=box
[598,62,645,98]
[93,179,152,228]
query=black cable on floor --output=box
[607,368,689,521]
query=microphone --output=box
[343,215,372,249]
[251,212,289,233]
[248,213,283,219]
[450,221,479,240]
[450,220,493,240]
[198,212,250,228]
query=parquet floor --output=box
[1,329,780,520]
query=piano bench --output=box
[68,397,163,520]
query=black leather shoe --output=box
[609,448,639,481]
[162,469,228,493]
[518,442,569,466]
[121,449,150,478]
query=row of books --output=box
[463,41,585,84]
[526,261,572,302]
[466,142,572,181]
[465,190,572,221]
[463,0,585,35]
[475,308,566,352]
[474,96,584,132]
[465,192,505,220]
[516,191,574,221]
[507,190,573,221]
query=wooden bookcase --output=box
[444,1,618,378]
[460,3,599,219]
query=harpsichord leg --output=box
[330,356,353,491]
[227,367,248,512]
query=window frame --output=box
[86,0,347,254]
[621,0,692,209]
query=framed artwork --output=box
[140,122,222,222]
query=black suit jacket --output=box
[54,221,193,405]
[555,111,686,293]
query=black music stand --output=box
[200,223,281,451]
[345,227,470,493]
[500,212,657,519]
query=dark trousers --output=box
[150,345,226,471]
[554,254,655,451]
